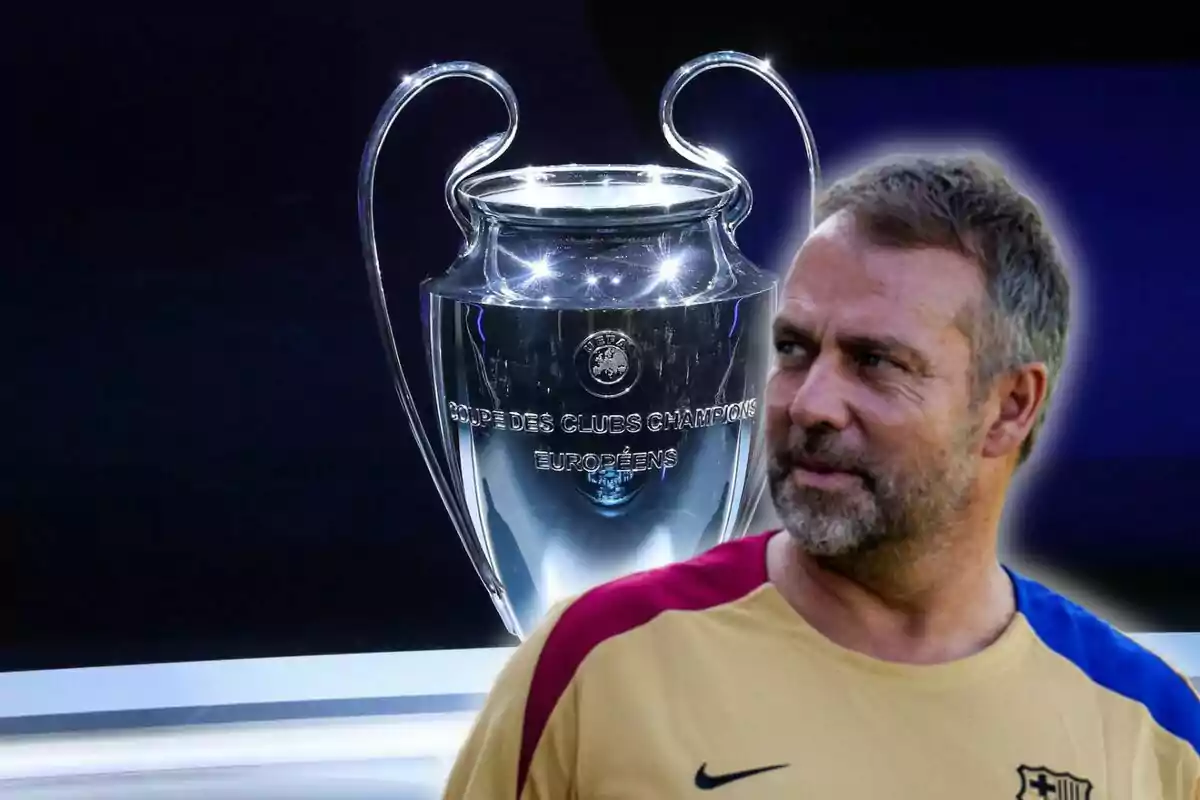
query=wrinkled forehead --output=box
[777,215,984,340]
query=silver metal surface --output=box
[357,51,821,638]
[358,61,518,621]
[658,51,819,233]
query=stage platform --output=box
[0,636,1195,798]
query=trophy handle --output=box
[659,51,820,234]
[357,62,519,597]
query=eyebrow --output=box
[772,320,935,375]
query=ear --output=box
[981,363,1049,460]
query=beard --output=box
[767,419,980,560]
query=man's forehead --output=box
[781,216,983,331]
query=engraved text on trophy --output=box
[445,398,758,507]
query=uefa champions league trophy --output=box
[358,51,820,639]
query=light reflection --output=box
[480,178,730,304]
[658,257,681,282]
[486,247,714,305]
[519,168,552,211]
[700,146,729,168]
[636,525,675,570]
[521,166,549,184]
[499,251,560,297]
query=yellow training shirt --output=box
[445,531,1200,799]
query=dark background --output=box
[2,3,1196,670]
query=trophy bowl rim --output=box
[457,164,738,228]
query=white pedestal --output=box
[0,638,1193,798]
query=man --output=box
[443,154,1200,799]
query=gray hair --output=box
[814,154,1071,464]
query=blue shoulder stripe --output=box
[1009,567,1200,754]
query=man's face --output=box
[766,212,986,558]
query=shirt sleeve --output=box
[1179,677,1200,800]
[1192,744,1200,800]
[442,600,579,800]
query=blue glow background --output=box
[698,66,1200,555]
[2,3,1196,668]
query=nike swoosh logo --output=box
[694,762,789,789]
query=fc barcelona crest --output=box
[1016,765,1093,800]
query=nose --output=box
[787,356,852,432]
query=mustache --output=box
[770,428,874,483]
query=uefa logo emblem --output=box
[574,329,642,399]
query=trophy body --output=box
[360,54,820,638]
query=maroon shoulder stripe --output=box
[515,531,774,797]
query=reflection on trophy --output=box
[358,52,820,638]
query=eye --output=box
[860,352,885,368]
[774,340,807,360]
[858,351,903,372]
